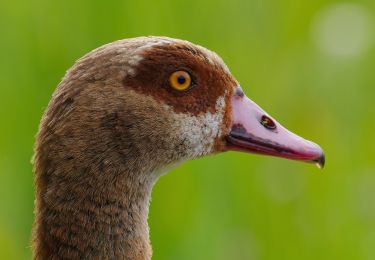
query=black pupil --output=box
[260,115,276,130]
[177,75,186,84]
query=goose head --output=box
[38,36,324,181]
[33,36,324,259]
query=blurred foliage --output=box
[0,0,374,259]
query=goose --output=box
[32,36,324,259]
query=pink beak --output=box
[225,87,325,168]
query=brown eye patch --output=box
[123,42,237,116]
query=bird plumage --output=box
[32,36,324,259]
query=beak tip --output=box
[314,152,325,169]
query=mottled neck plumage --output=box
[33,162,153,260]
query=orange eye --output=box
[169,71,192,91]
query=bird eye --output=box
[260,115,276,130]
[169,71,192,91]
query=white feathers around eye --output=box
[168,94,227,159]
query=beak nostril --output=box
[260,115,277,130]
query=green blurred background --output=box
[1,0,374,259]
